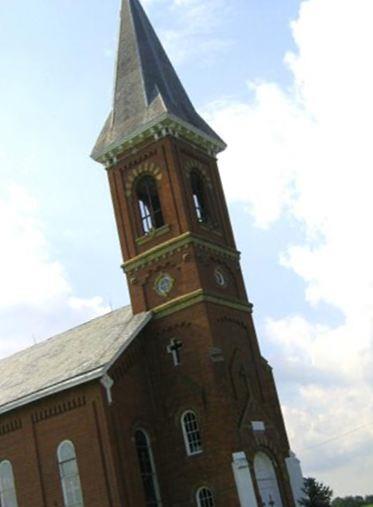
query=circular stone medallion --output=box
[154,273,175,297]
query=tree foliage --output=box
[300,477,333,507]
[332,496,373,507]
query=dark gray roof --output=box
[0,306,151,416]
[91,0,224,161]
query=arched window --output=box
[136,176,164,235]
[181,411,202,455]
[0,460,18,507]
[190,170,209,223]
[196,487,215,507]
[57,441,84,507]
[254,452,283,507]
[135,430,162,506]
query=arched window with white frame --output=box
[196,486,215,507]
[134,429,162,506]
[57,440,84,507]
[181,410,202,456]
[0,460,18,507]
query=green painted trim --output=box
[192,235,238,258]
[153,290,252,319]
[153,289,204,317]
[123,232,191,272]
[97,114,226,166]
[204,294,253,312]
[135,224,170,246]
[123,232,240,273]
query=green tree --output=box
[332,497,362,507]
[332,496,373,507]
[300,477,333,507]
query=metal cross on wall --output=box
[166,339,183,366]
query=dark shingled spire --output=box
[92,0,225,162]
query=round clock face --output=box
[154,273,174,297]
[214,267,228,288]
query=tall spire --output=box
[92,0,225,163]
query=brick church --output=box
[0,1,305,506]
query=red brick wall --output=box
[105,301,295,506]
[0,383,120,507]
[104,133,296,506]
[0,303,295,507]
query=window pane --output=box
[58,441,84,507]
[0,461,18,507]
[65,477,83,504]
[61,460,79,478]
[1,464,13,488]
[59,442,75,462]
[2,489,19,507]
[183,412,202,454]
[135,431,161,506]
[197,488,215,507]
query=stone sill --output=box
[135,224,170,246]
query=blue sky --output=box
[1,0,373,497]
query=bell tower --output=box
[92,0,245,317]
[92,1,305,506]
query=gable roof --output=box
[0,306,151,416]
[91,0,225,162]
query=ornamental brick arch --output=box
[184,160,213,189]
[124,162,163,197]
[253,434,283,462]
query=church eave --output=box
[0,367,104,418]
[92,113,227,167]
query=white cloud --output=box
[205,0,373,496]
[142,0,231,65]
[0,185,109,358]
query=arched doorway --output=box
[254,452,283,507]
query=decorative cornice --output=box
[31,396,87,424]
[0,418,22,437]
[123,232,240,274]
[99,114,226,168]
[153,289,253,319]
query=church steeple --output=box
[89,4,303,506]
[92,0,225,164]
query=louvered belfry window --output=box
[190,170,209,223]
[136,176,164,234]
